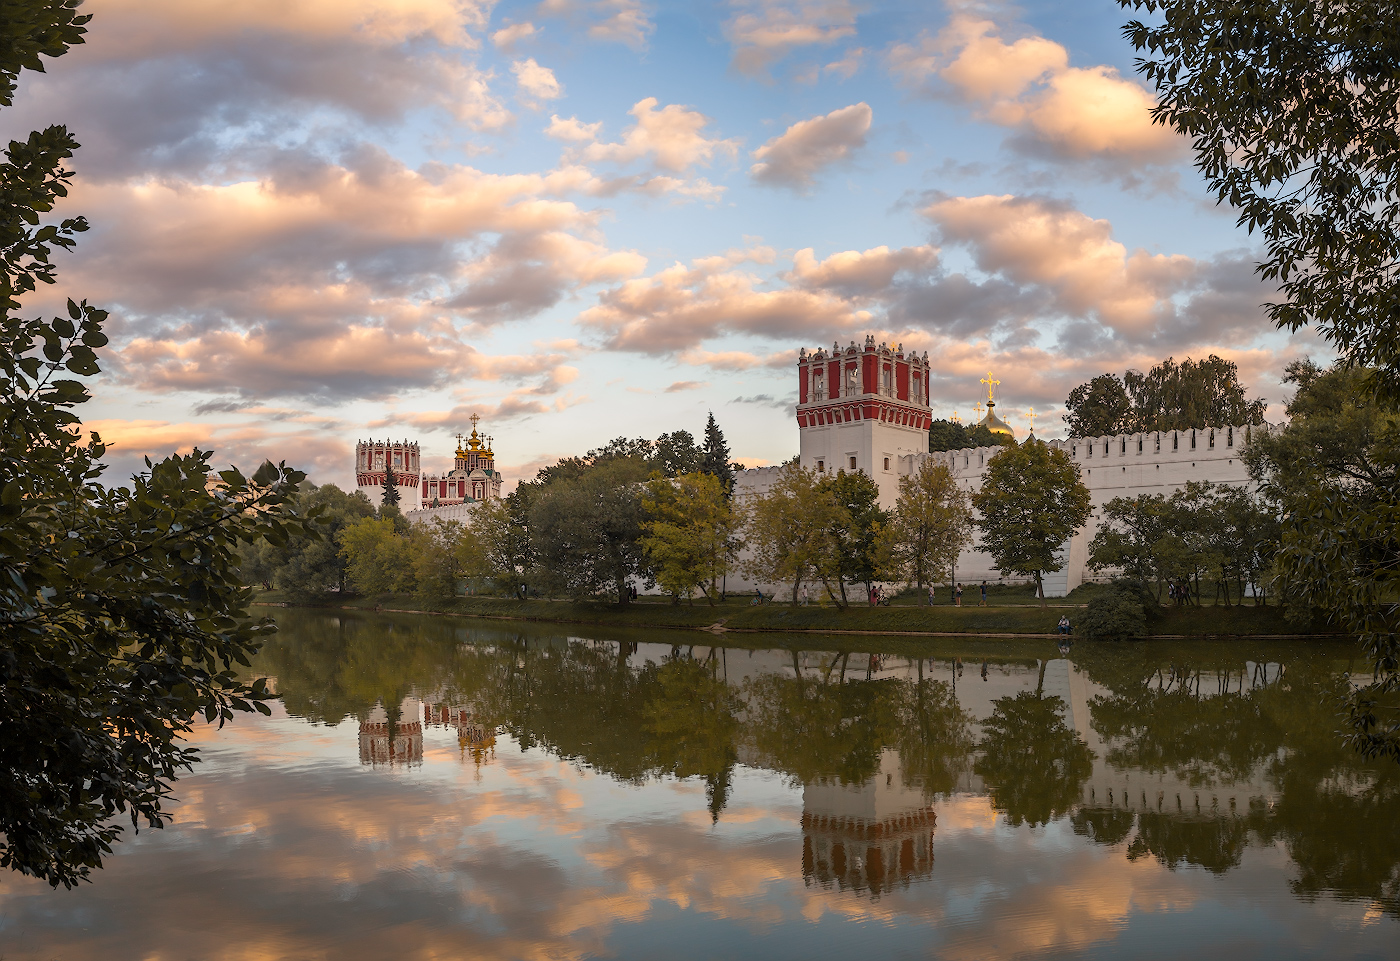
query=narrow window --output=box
[883,457,890,471]
[1120,439,1126,454]
[1172,432,1178,451]
[817,460,824,472]
[1227,427,1234,447]
[1191,430,1197,450]
[1137,438,1143,453]
[1104,441,1109,456]
[1209,429,1215,449]
[849,456,857,470]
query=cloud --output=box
[886,15,1182,166]
[665,380,708,392]
[922,193,1198,337]
[823,47,863,79]
[492,21,538,50]
[750,102,871,189]
[725,0,859,77]
[512,58,563,107]
[790,243,938,294]
[546,114,604,142]
[582,98,739,173]
[535,0,654,49]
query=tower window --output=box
[883,457,890,471]
[849,456,857,470]
[817,460,824,472]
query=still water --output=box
[2,611,1398,960]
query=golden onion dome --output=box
[979,401,1017,438]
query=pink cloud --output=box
[725,0,860,77]
[750,102,872,190]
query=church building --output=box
[354,415,503,520]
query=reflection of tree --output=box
[975,692,1094,827]
[1070,807,1135,846]
[1127,811,1250,874]
[893,670,976,797]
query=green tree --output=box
[338,517,415,595]
[822,469,888,601]
[380,462,399,507]
[240,484,375,598]
[741,463,845,605]
[653,430,703,477]
[531,455,651,602]
[640,471,740,604]
[928,418,1015,452]
[1087,492,1172,594]
[700,411,735,493]
[876,459,971,589]
[1124,355,1267,431]
[973,440,1091,606]
[1064,373,1135,437]
[466,485,537,597]
[410,517,466,598]
[0,1,311,888]
[1120,0,1400,400]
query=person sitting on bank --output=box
[1058,615,1072,634]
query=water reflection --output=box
[2,612,1397,960]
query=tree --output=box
[1087,492,1172,594]
[380,462,400,507]
[973,440,1091,606]
[1064,373,1135,437]
[1124,355,1267,431]
[410,517,466,599]
[1,2,309,889]
[1120,0,1400,401]
[640,472,740,604]
[876,459,971,589]
[337,516,415,595]
[822,469,888,602]
[928,418,1015,452]
[741,462,845,605]
[653,430,703,478]
[531,456,651,602]
[239,484,375,597]
[466,485,537,597]
[700,411,735,493]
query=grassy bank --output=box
[253,590,1334,638]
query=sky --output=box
[4,0,1324,490]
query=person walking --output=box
[955,583,964,607]
[801,584,810,607]
[979,581,988,607]
[928,584,935,607]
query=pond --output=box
[2,611,1398,960]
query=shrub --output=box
[1079,581,1153,640]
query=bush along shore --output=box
[253,587,1338,639]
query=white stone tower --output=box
[796,335,932,508]
[355,439,422,511]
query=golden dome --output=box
[979,401,1017,438]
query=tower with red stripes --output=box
[796,335,932,507]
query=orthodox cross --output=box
[470,412,481,433]
[973,401,985,420]
[1028,407,1036,433]
[980,372,1000,404]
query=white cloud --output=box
[492,21,537,50]
[535,0,654,49]
[725,0,859,77]
[750,102,871,189]
[512,58,563,106]
[886,15,1182,165]
[583,98,739,173]
[546,114,604,142]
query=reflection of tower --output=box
[424,701,497,767]
[358,696,424,766]
[801,749,936,897]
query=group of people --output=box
[928,581,989,607]
[1167,580,1192,605]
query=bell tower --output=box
[795,335,932,508]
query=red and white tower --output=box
[355,439,422,510]
[796,335,932,507]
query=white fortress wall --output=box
[406,501,480,526]
[732,423,1269,598]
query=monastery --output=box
[731,334,1267,596]
[355,414,503,523]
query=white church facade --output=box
[732,336,1268,597]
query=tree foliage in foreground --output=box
[1,0,309,888]
[641,471,740,604]
[876,459,970,589]
[1121,0,1400,401]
